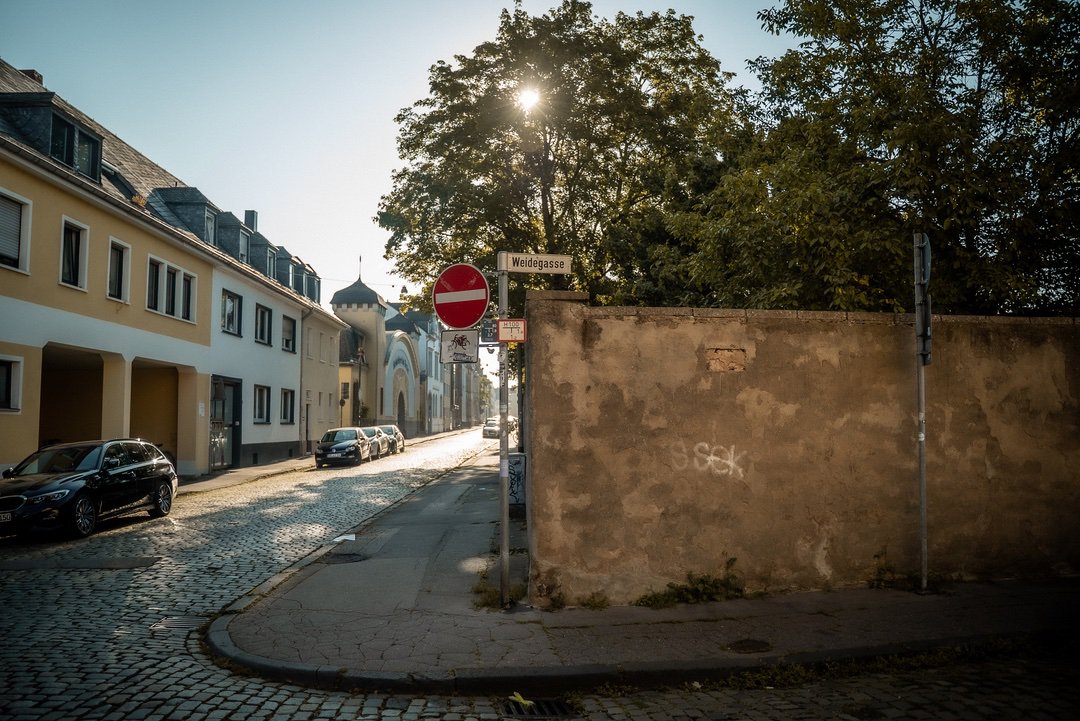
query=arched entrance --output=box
[397,392,406,430]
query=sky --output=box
[1,0,795,316]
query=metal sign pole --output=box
[497,253,511,606]
[913,231,930,593]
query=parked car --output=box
[360,426,391,459]
[379,425,406,453]
[0,439,178,539]
[482,419,500,438]
[315,427,371,467]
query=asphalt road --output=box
[1,431,1076,721]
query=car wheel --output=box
[69,494,98,538]
[149,480,174,518]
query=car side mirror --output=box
[104,457,121,470]
[2,468,12,478]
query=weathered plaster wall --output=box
[524,295,1080,605]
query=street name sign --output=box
[497,252,573,274]
[433,263,489,329]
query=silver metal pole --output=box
[498,254,510,606]
[913,232,928,593]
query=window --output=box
[107,239,130,301]
[280,389,295,424]
[204,209,216,245]
[165,267,178,316]
[1,189,31,272]
[147,260,161,310]
[147,257,196,320]
[50,115,101,180]
[282,316,296,352]
[239,231,250,264]
[182,274,194,321]
[1,356,22,411]
[221,290,242,335]
[60,219,88,289]
[254,385,270,423]
[265,248,276,278]
[255,304,272,345]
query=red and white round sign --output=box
[432,263,490,329]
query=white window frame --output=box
[0,355,23,412]
[280,388,295,424]
[146,254,197,322]
[281,315,296,353]
[254,384,271,423]
[204,209,216,245]
[221,289,242,335]
[106,237,131,302]
[239,230,250,264]
[59,216,89,291]
[0,187,32,274]
[255,304,273,345]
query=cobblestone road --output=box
[2,432,1076,720]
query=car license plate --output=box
[0,512,12,523]
[328,453,342,458]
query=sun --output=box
[516,88,540,112]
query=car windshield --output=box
[380,426,396,434]
[361,428,375,438]
[13,444,102,475]
[322,430,356,442]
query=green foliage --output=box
[381,0,1078,316]
[578,591,610,610]
[378,0,740,315]
[634,561,744,609]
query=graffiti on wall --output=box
[671,441,746,479]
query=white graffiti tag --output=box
[670,441,747,479]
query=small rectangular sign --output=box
[498,319,527,343]
[440,330,479,363]
[498,252,572,274]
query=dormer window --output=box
[50,114,100,180]
[204,209,216,245]
[239,230,250,264]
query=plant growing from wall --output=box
[634,559,744,608]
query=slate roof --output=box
[0,58,339,319]
[0,58,186,213]
[331,264,385,307]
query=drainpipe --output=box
[300,307,313,455]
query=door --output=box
[210,379,239,470]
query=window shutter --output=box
[0,195,22,264]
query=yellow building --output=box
[0,59,344,474]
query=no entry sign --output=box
[432,263,490,329]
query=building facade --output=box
[0,59,344,475]
[331,260,485,438]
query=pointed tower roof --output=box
[331,257,385,306]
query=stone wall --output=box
[523,293,1080,605]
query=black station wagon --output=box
[0,439,178,539]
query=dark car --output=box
[315,427,371,467]
[0,439,178,539]
[379,425,405,453]
[360,426,390,459]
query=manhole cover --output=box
[502,697,576,718]
[321,553,369,565]
[150,616,208,633]
[725,638,772,654]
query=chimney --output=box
[19,69,43,85]
[244,210,258,231]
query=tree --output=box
[728,0,1080,314]
[377,0,741,312]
